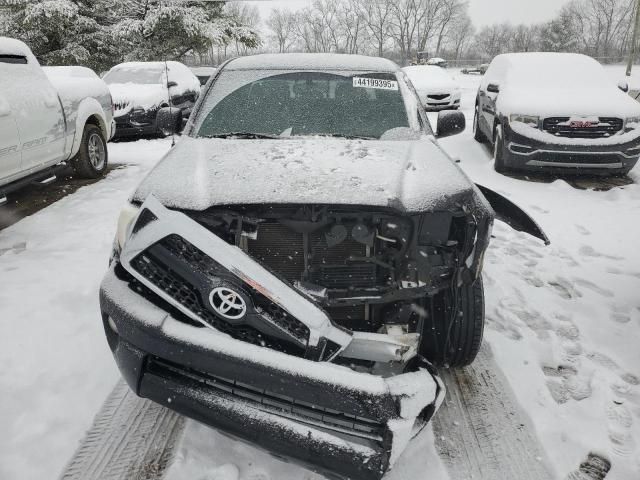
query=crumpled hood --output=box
[132,137,475,213]
[108,83,168,117]
[499,86,640,118]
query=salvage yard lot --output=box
[1,69,639,480]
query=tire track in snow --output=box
[59,380,185,480]
[433,343,553,480]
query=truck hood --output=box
[132,136,475,213]
[499,86,640,118]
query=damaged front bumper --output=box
[101,196,445,479]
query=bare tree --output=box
[267,8,297,53]
[358,0,393,57]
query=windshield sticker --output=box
[352,77,398,91]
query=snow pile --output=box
[44,65,110,110]
[226,53,398,72]
[0,36,38,63]
[403,65,459,94]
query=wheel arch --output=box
[69,98,109,158]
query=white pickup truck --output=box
[0,37,114,204]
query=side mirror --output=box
[167,80,178,88]
[157,107,181,136]
[618,80,629,93]
[436,110,466,138]
[487,83,500,93]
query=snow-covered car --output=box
[403,65,461,110]
[190,66,217,86]
[462,63,489,75]
[104,61,200,138]
[0,38,113,203]
[474,53,640,175]
[426,57,447,68]
[100,53,548,479]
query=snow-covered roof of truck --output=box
[225,53,400,72]
[0,37,37,63]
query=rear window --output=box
[0,55,28,64]
[193,70,421,140]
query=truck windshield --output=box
[193,71,421,139]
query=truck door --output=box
[0,71,22,183]
[4,55,66,173]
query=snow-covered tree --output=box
[111,1,260,63]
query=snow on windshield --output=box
[504,53,611,89]
[192,69,422,139]
[104,65,164,85]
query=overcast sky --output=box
[244,0,574,27]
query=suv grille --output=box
[543,117,623,138]
[130,234,310,354]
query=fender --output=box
[68,97,109,158]
[476,184,550,245]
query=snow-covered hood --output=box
[413,79,459,96]
[132,137,474,213]
[499,86,640,118]
[108,83,168,117]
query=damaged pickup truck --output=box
[100,54,548,479]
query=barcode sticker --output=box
[352,77,398,91]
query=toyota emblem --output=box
[209,286,247,320]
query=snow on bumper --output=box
[100,196,445,479]
[100,267,443,479]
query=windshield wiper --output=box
[314,133,376,140]
[202,132,281,139]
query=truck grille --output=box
[130,234,310,353]
[248,222,379,290]
[147,357,385,441]
[543,117,623,138]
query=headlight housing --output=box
[116,203,140,250]
[625,116,640,131]
[509,114,539,128]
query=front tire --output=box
[71,124,108,179]
[493,124,508,173]
[420,278,485,368]
[473,105,486,143]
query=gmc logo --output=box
[569,120,595,128]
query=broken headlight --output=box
[116,203,140,250]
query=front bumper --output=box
[504,123,640,174]
[423,93,461,111]
[100,196,445,479]
[100,265,443,479]
[113,110,159,138]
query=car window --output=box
[193,70,424,139]
[104,67,164,84]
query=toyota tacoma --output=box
[100,53,548,479]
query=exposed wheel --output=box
[493,124,507,173]
[419,277,485,368]
[473,105,486,143]
[71,124,108,179]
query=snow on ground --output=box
[0,139,171,480]
[432,66,640,478]
[1,65,639,480]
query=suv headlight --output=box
[625,116,640,131]
[116,203,140,249]
[509,114,539,128]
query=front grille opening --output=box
[147,357,385,442]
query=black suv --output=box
[474,53,640,175]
